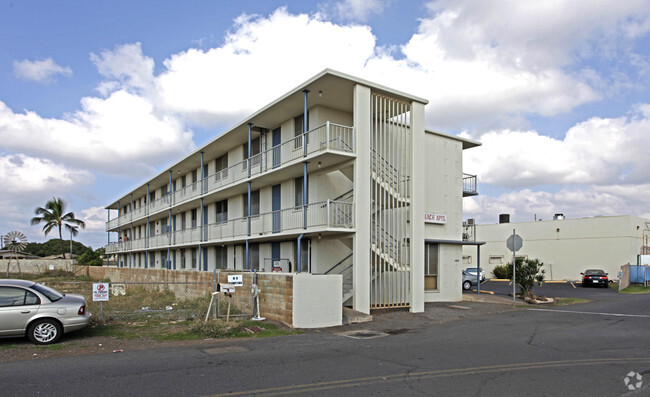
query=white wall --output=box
[463,215,647,280]
[292,273,342,328]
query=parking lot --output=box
[465,279,620,300]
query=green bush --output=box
[492,265,511,279]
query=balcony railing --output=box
[106,122,354,231]
[105,200,354,254]
[463,173,478,196]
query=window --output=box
[161,184,168,197]
[191,248,197,269]
[149,190,156,203]
[181,175,186,189]
[215,200,228,224]
[462,255,472,265]
[489,255,503,265]
[181,213,186,230]
[215,154,228,179]
[293,239,310,272]
[161,252,168,269]
[192,170,198,190]
[243,190,260,217]
[243,137,261,168]
[0,287,39,307]
[191,209,197,228]
[424,243,439,290]
[180,249,186,269]
[294,176,308,206]
[215,246,227,269]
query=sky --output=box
[1,0,650,250]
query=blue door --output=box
[272,184,281,233]
[271,243,281,271]
[272,127,281,168]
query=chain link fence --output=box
[41,281,225,322]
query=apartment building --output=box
[105,69,480,314]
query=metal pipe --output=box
[297,233,304,273]
[200,151,205,194]
[477,245,481,294]
[248,123,253,178]
[303,90,309,157]
[303,162,308,230]
[245,240,250,271]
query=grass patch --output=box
[552,297,590,306]
[0,344,21,351]
[620,285,650,294]
[190,319,300,339]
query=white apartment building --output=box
[105,69,480,314]
[461,214,650,281]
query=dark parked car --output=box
[581,269,609,288]
[0,279,91,344]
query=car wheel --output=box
[462,280,472,290]
[28,319,62,345]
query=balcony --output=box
[105,200,354,254]
[106,122,354,231]
[463,173,478,197]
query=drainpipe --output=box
[297,234,304,273]
[168,170,173,206]
[303,90,309,157]
[146,183,150,215]
[248,123,253,178]
[107,209,110,245]
[303,162,308,230]
[200,151,205,193]
[168,208,172,269]
[245,240,250,271]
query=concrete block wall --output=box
[1,259,75,274]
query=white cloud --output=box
[0,92,194,176]
[78,206,108,232]
[153,8,374,126]
[90,42,155,94]
[463,105,650,188]
[332,0,389,22]
[13,58,72,83]
[0,153,93,194]
[464,183,650,224]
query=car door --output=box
[0,287,40,336]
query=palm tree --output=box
[30,197,86,258]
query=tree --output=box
[77,247,104,266]
[507,257,546,299]
[30,197,86,259]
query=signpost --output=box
[92,282,109,321]
[506,230,523,304]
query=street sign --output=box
[506,234,523,252]
[92,283,109,302]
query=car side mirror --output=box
[605,273,608,276]
[580,272,584,275]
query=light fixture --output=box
[318,161,322,168]
[318,90,323,97]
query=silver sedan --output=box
[0,279,91,344]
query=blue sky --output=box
[1,0,650,249]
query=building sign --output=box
[228,275,243,286]
[424,213,447,224]
[92,283,109,302]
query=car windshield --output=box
[585,270,605,275]
[31,283,64,302]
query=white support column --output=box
[410,101,426,313]
[353,84,371,314]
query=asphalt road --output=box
[2,284,649,396]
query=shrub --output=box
[492,265,511,279]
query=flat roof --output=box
[425,129,481,150]
[425,239,486,246]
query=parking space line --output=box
[529,308,650,318]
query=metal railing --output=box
[106,122,354,231]
[105,200,354,254]
[463,173,478,196]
